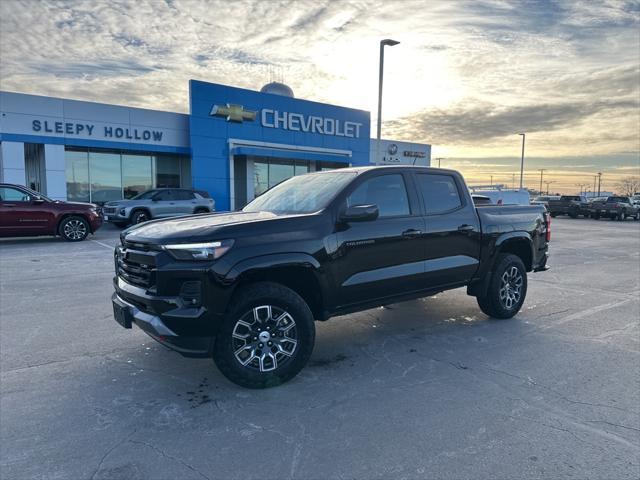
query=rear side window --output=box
[347,174,410,218]
[416,174,462,214]
[175,190,195,200]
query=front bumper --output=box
[112,287,213,358]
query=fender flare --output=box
[468,232,534,298]
[225,252,322,283]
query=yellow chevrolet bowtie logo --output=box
[210,104,257,123]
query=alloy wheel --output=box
[232,305,298,372]
[499,266,523,310]
[63,219,87,240]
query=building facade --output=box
[0,80,430,210]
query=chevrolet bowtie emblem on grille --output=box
[209,104,257,123]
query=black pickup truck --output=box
[547,195,589,218]
[112,166,550,388]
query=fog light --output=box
[180,281,202,307]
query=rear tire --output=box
[213,282,315,388]
[59,216,90,241]
[476,254,527,319]
[618,211,627,221]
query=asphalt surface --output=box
[1,217,639,480]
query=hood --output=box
[123,211,287,244]
[105,200,138,207]
[56,200,98,209]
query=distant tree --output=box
[616,176,640,196]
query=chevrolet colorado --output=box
[112,166,550,388]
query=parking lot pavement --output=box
[1,218,639,480]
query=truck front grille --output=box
[116,248,156,289]
[103,207,118,215]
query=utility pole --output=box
[597,172,602,196]
[538,169,546,195]
[435,157,444,168]
[593,175,597,198]
[490,175,493,187]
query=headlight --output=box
[163,239,234,261]
[119,208,126,215]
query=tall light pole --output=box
[544,180,555,195]
[593,175,597,198]
[376,38,400,165]
[597,172,602,196]
[518,133,526,190]
[435,157,444,168]
[538,168,546,194]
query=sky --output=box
[0,0,638,193]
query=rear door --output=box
[0,186,51,236]
[174,189,197,214]
[413,172,481,288]
[333,171,426,307]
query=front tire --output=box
[476,254,528,319]
[213,282,315,388]
[59,216,89,241]
[131,210,150,224]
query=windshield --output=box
[243,171,356,214]
[132,190,158,200]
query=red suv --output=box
[0,184,102,241]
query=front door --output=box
[333,172,425,307]
[413,172,481,288]
[151,189,178,217]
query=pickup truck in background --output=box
[547,195,590,218]
[111,166,550,388]
[588,196,640,221]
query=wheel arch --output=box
[226,254,326,320]
[129,207,152,221]
[495,233,534,272]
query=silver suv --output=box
[102,188,215,226]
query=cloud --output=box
[0,0,638,170]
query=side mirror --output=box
[340,204,379,223]
[32,196,45,204]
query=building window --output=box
[65,150,90,202]
[65,148,187,204]
[122,154,153,199]
[253,158,313,197]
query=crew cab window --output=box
[416,174,462,214]
[154,190,175,201]
[347,174,410,217]
[0,187,31,202]
[174,190,195,200]
[607,197,627,203]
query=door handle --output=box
[402,229,422,238]
[457,224,474,232]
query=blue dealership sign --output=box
[189,80,371,211]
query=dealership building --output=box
[0,80,430,210]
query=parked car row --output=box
[0,184,216,241]
[532,194,640,221]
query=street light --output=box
[376,38,400,165]
[435,157,444,168]
[518,133,526,190]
